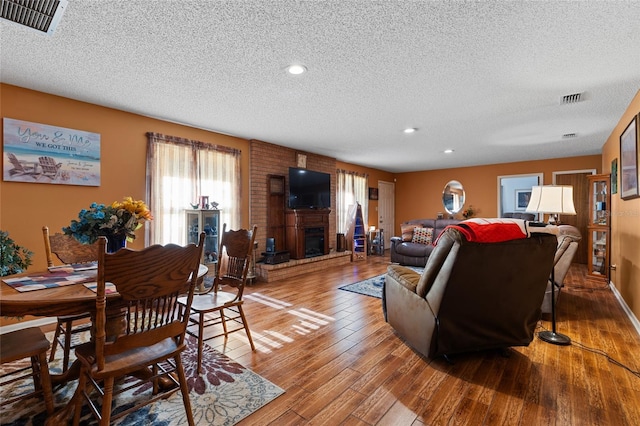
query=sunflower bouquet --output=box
[64,197,153,244]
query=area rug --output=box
[339,266,423,298]
[0,333,284,426]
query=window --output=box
[336,169,368,233]
[146,132,241,245]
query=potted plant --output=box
[0,230,33,276]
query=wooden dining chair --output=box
[179,224,257,374]
[71,233,205,426]
[42,226,99,372]
[0,327,55,415]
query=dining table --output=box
[1,263,208,317]
[0,263,208,424]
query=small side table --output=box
[369,229,384,255]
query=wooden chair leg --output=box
[220,308,228,337]
[62,320,73,372]
[49,320,62,362]
[175,355,195,426]
[36,352,55,415]
[72,370,88,426]
[100,376,115,426]
[238,305,256,350]
[197,313,205,374]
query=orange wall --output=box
[1,84,251,272]
[601,89,640,321]
[394,155,602,234]
[335,161,395,227]
[3,84,638,326]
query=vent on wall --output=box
[0,0,67,36]
[561,92,583,104]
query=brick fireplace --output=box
[250,140,337,267]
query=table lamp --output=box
[525,185,576,224]
[526,185,577,345]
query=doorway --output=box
[497,173,543,219]
[554,170,595,265]
[378,181,395,250]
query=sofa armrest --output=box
[384,264,437,357]
[386,265,421,293]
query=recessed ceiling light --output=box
[403,128,417,134]
[444,149,454,154]
[287,64,307,75]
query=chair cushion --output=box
[394,241,432,257]
[186,291,239,312]
[401,223,420,241]
[411,227,434,245]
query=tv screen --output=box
[288,167,331,209]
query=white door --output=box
[378,180,395,250]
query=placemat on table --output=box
[2,269,97,292]
[83,282,117,294]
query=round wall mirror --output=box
[443,180,465,214]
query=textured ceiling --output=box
[1,1,639,173]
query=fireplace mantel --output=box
[285,209,330,259]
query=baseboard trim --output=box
[0,317,56,334]
[610,280,640,338]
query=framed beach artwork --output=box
[3,118,101,186]
[515,189,532,210]
[619,115,639,200]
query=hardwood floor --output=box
[205,254,640,425]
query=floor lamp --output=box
[526,185,576,345]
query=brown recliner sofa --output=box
[542,225,582,314]
[390,219,460,266]
[383,225,557,359]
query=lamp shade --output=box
[525,185,577,215]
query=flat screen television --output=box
[288,167,331,209]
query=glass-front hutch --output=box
[587,174,610,279]
[185,209,220,269]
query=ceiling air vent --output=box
[561,92,583,105]
[0,0,67,36]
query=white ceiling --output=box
[1,1,639,173]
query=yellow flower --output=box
[64,197,153,244]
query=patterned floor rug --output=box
[0,333,283,426]
[339,266,423,298]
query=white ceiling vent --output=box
[561,92,583,105]
[0,0,67,36]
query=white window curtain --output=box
[146,132,241,245]
[336,169,368,234]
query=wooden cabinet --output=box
[285,209,330,259]
[587,174,610,279]
[267,175,286,253]
[185,209,220,267]
[345,203,367,261]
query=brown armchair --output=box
[383,226,557,359]
[542,225,582,314]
